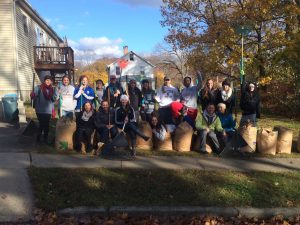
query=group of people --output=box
[31,71,260,156]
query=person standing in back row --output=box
[216,79,235,114]
[240,81,260,126]
[155,76,180,126]
[30,75,56,144]
[170,71,202,125]
[57,75,75,119]
[103,74,124,108]
[199,78,219,110]
[94,79,105,110]
[74,75,95,118]
[140,79,155,122]
[127,79,142,122]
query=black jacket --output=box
[240,82,260,118]
[128,86,142,111]
[200,87,219,109]
[76,110,95,129]
[216,89,235,114]
[115,105,136,126]
[94,107,115,130]
[103,82,124,108]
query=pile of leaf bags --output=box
[136,121,153,150]
[173,121,194,152]
[55,117,76,151]
[274,126,293,154]
[257,128,278,155]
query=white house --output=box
[0,0,74,101]
[106,46,155,89]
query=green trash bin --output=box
[2,94,18,122]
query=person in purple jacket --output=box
[74,75,95,118]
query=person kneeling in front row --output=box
[150,113,167,141]
[115,95,150,157]
[75,101,95,154]
[195,103,225,154]
[94,100,118,144]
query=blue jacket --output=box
[217,112,236,132]
[74,86,95,111]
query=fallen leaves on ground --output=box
[19,210,300,225]
[2,211,300,225]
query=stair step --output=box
[17,101,24,107]
[18,108,26,115]
[18,115,27,123]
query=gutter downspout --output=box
[13,0,20,100]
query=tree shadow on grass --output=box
[28,168,300,212]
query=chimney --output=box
[123,45,128,55]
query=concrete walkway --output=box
[30,153,300,172]
[0,153,33,222]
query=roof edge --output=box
[16,0,63,43]
[107,51,155,68]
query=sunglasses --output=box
[164,79,170,81]
[110,78,116,80]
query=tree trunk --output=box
[256,27,266,77]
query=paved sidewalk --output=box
[0,122,34,153]
[29,153,300,172]
[0,153,33,222]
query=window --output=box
[116,66,120,75]
[129,53,134,61]
[40,32,46,46]
[35,26,40,45]
[23,15,28,35]
[140,66,145,75]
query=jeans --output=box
[61,110,74,120]
[198,129,221,153]
[75,128,94,152]
[36,113,51,140]
[240,114,256,127]
[96,126,118,144]
[117,122,148,148]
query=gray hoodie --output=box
[33,85,56,114]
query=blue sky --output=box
[28,0,167,59]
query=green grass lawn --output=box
[29,168,300,211]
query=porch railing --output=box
[34,46,74,66]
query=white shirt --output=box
[155,85,179,107]
[58,85,75,111]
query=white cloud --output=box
[56,24,66,30]
[69,37,123,62]
[83,11,90,16]
[112,0,162,8]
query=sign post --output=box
[235,25,252,84]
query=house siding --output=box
[0,0,17,95]
[15,6,36,100]
[15,5,59,100]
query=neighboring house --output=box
[0,0,74,101]
[106,46,155,89]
